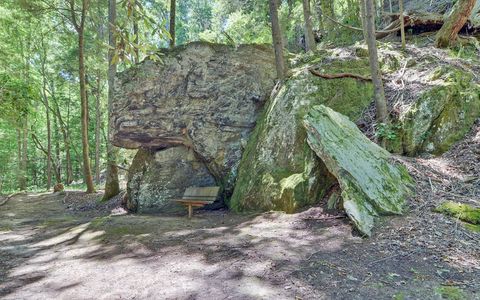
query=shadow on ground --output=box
[0,179,479,300]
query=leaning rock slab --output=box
[230,56,374,212]
[304,105,413,236]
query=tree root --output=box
[309,69,372,82]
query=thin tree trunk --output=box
[359,0,368,42]
[133,0,139,63]
[389,0,392,13]
[320,0,335,38]
[435,0,475,48]
[399,0,406,49]
[104,0,120,201]
[43,88,52,189]
[52,94,73,184]
[95,75,101,184]
[269,0,287,79]
[70,0,95,193]
[303,0,316,52]
[16,128,22,190]
[54,108,61,183]
[314,0,325,36]
[363,0,388,146]
[20,119,28,190]
[169,0,176,48]
[39,34,52,189]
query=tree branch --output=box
[309,69,372,81]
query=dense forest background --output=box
[0,0,366,194]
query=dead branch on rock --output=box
[309,69,372,82]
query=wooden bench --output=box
[174,186,220,218]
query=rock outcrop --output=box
[229,57,374,212]
[113,42,276,212]
[304,105,413,236]
[389,66,480,156]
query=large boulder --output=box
[126,147,216,213]
[391,66,480,156]
[229,56,374,212]
[304,105,413,236]
[112,42,276,212]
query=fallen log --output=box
[326,12,480,39]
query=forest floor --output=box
[0,123,479,299]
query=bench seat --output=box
[174,186,220,218]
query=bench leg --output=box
[188,204,192,219]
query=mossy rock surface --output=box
[393,66,480,156]
[435,201,480,225]
[304,105,413,236]
[230,57,374,213]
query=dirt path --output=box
[0,191,477,300]
[0,125,479,299]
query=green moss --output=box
[436,286,467,300]
[434,201,480,225]
[230,57,374,212]
[396,66,480,156]
[465,223,480,232]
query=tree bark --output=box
[20,119,28,190]
[320,0,335,38]
[269,0,287,79]
[70,0,95,193]
[435,0,475,48]
[52,93,73,184]
[359,0,368,42]
[303,0,316,52]
[399,0,406,49]
[95,75,101,184]
[16,128,22,190]
[133,0,139,63]
[169,0,176,48]
[104,0,120,201]
[40,38,52,189]
[363,0,388,146]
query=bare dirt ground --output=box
[0,124,479,299]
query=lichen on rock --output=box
[304,105,414,236]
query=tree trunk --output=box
[399,0,406,49]
[359,0,368,42]
[169,0,176,48]
[303,0,316,52]
[269,0,287,79]
[314,0,325,36]
[320,0,335,38]
[44,89,52,189]
[95,75,101,184]
[16,128,22,190]
[363,0,388,146]
[133,0,139,63]
[104,0,120,201]
[20,119,28,190]
[435,0,475,48]
[54,107,61,183]
[52,94,73,184]
[70,0,95,193]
